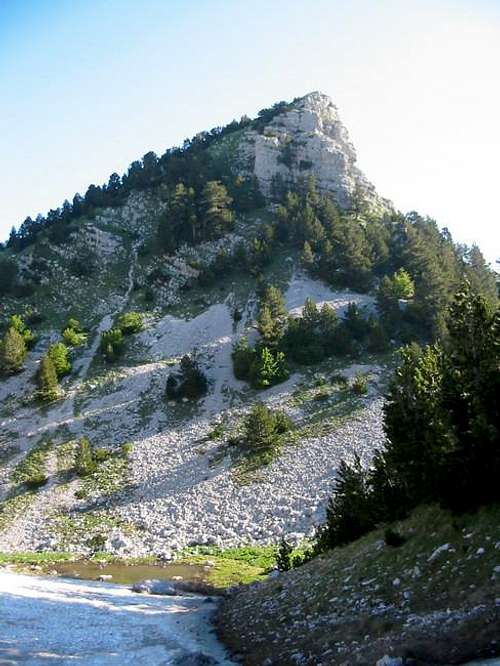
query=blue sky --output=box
[1,0,499,264]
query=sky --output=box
[1,0,499,265]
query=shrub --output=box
[117,311,144,335]
[242,403,292,453]
[62,327,87,347]
[75,437,96,477]
[47,342,71,378]
[121,442,133,457]
[9,314,36,349]
[232,337,255,380]
[352,373,368,395]
[166,354,208,400]
[384,527,406,547]
[276,538,293,572]
[250,346,289,389]
[62,318,87,347]
[94,448,112,462]
[100,328,124,361]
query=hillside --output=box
[218,503,500,665]
[0,93,498,666]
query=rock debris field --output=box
[0,275,386,556]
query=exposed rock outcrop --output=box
[238,91,390,213]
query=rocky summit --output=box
[238,92,390,212]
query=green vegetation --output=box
[316,283,500,554]
[227,403,294,473]
[100,327,124,361]
[0,326,27,375]
[62,317,87,347]
[117,311,144,335]
[36,354,61,402]
[11,440,52,489]
[75,436,97,476]
[180,545,277,588]
[165,353,208,400]
[47,342,71,377]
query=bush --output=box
[352,373,369,395]
[250,346,289,389]
[121,442,133,457]
[166,354,208,400]
[9,314,36,349]
[384,527,406,547]
[62,327,87,347]
[100,328,124,361]
[276,538,293,572]
[231,337,255,380]
[75,437,96,477]
[117,311,144,335]
[47,342,71,378]
[94,448,112,462]
[62,318,87,347]
[242,403,292,453]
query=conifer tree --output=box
[37,354,60,402]
[0,327,27,375]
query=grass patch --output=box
[180,545,277,589]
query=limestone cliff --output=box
[237,91,390,213]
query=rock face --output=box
[238,91,389,213]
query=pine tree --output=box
[47,342,71,377]
[0,327,27,375]
[199,181,234,239]
[37,354,61,402]
[301,241,315,269]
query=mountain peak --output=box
[236,93,389,212]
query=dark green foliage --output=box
[0,256,18,295]
[47,342,71,378]
[241,402,293,453]
[37,355,60,402]
[276,538,293,571]
[166,354,208,400]
[0,327,27,375]
[384,527,406,547]
[100,328,124,361]
[117,311,144,335]
[316,456,375,552]
[257,286,288,343]
[316,283,500,556]
[232,337,254,380]
[75,437,96,476]
[70,249,97,278]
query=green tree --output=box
[37,354,61,402]
[257,286,288,343]
[47,342,71,378]
[0,256,18,295]
[243,402,292,452]
[100,328,124,361]
[0,327,27,375]
[199,181,234,239]
[251,346,289,389]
